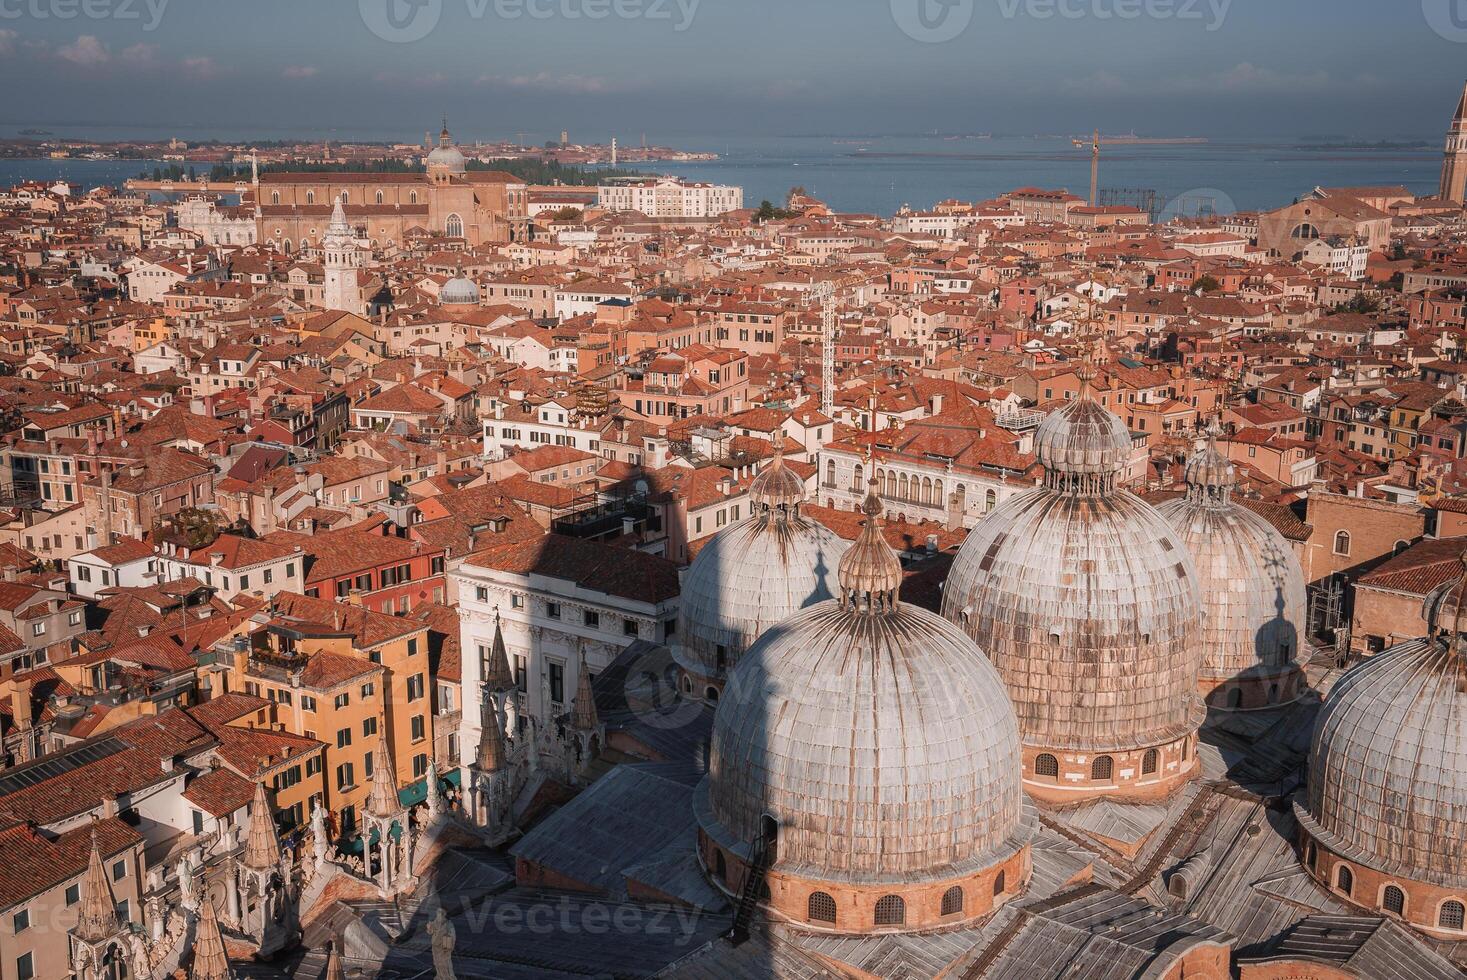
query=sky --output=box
[1,0,1463,143]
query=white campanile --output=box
[322,193,362,314]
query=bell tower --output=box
[1441,80,1467,204]
[321,193,362,314]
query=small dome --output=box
[703,592,1031,885]
[673,512,848,686]
[440,274,480,306]
[748,448,806,513]
[1033,364,1132,492]
[1157,432,1304,691]
[427,123,466,174]
[1300,632,1467,891]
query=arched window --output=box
[1091,756,1114,781]
[1334,531,1351,557]
[934,479,943,505]
[446,213,464,238]
[375,190,384,204]
[808,891,836,923]
[1383,885,1405,916]
[1393,540,1410,556]
[270,191,280,205]
[409,190,419,204]
[340,191,348,204]
[940,886,963,916]
[826,459,836,486]
[1337,865,1354,897]
[1142,749,1159,775]
[899,474,909,500]
[874,895,905,927]
[921,476,933,505]
[714,850,727,882]
[853,463,864,487]
[306,190,315,205]
[1034,753,1059,778]
[705,686,719,703]
[1441,900,1465,931]
[985,488,997,512]
[993,870,1006,896]
[886,471,897,497]
[1291,222,1321,240]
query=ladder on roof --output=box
[728,831,772,946]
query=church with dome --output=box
[285,359,1464,978]
[251,122,530,254]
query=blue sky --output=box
[1,0,1462,141]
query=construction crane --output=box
[816,281,838,418]
[1070,130,1101,207]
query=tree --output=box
[756,200,795,223]
[548,206,583,222]
[1194,275,1222,294]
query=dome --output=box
[672,510,848,693]
[1300,634,1467,891]
[426,122,467,174]
[1033,363,1134,489]
[747,447,806,513]
[440,274,480,306]
[1156,431,1305,707]
[942,370,1205,773]
[700,490,1031,892]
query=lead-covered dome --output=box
[672,453,847,697]
[426,123,467,174]
[699,490,1032,899]
[440,273,480,306]
[942,366,1205,767]
[1156,429,1305,709]
[1299,569,1467,900]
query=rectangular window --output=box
[363,716,378,737]
[407,638,418,657]
[336,728,352,749]
[364,751,374,778]
[514,655,527,693]
[301,695,317,712]
[334,693,350,709]
[361,682,374,698]
[476,586,488,602]
[546,602,561,619]
[549,662,565,704]
[411,715,425,741]
[336,763,355,790]
[112,860,126,881]
[412,753,428,778]
[583,610,600,628]
[12,909,28,934]
[16,953,32,980]
[65,883,80,906]
[407,674,425,702]
[510,594,524,609]
[623,619,639,637]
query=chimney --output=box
[12,679,32,732]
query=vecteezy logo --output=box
[1423,0,1467,42]
[891,0,974,43]
[360,0,443,43]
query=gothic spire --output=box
[837,479,902,614]
[75,824,121,943]
[475,699,507,772]
[571,653,599,732]
[366,735,402,819]
[483,609,515,692]
[241,778,281,872]
[188,895,234,980]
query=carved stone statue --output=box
[310,801,331,870]
[427,906,458,980]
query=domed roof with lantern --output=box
[1156,422,1306,697]
[941,355,1205,754]
[672,447,848,691]
[697,482,1032,894]
[426,120,467,174]
[1297,560,1467,893]
[440,267,480,307]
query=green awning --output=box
[443,768,461,788]
[397,777,427,808]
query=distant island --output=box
[1297,139,1432,151]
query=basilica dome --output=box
[1297,566,1467,937]
[697,486,1032,932]
[440,273,480,307]
[1156,430,1306,710]
[941,363,1205,801]
[672,451,847,701]
[426,123,467,174]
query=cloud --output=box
[476,72,622,95]
[283,65,319,79]
[0,30,16,56]
[57,35,110,67]
[182,56,219,78]
[120,43,158,67]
